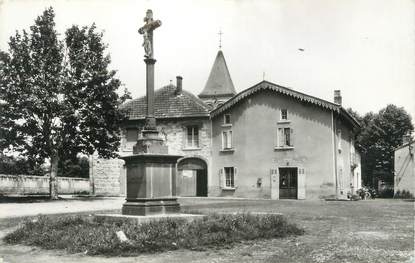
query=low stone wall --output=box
[0,174,90,195]
[90,155,125,196]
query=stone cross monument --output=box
[138,9,161,132]
[120,10,182,216]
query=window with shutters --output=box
[221,130,233,151]
[276,127,293,149]
[186,125,199,148]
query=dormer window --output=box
[281,109,288,121]
[224,114,231,125]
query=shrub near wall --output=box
[394,190,414,199]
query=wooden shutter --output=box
[271,167,279,199]
[182,126,187,148]
[337,129,342,152]
[195,126,199,148]
[278,128,284,147]
[228,131,233,149]
[274,128,278,147]
[297,167,306,199]
[221,132,225,150]
[234,167,238,188]
[219,168,224,188]
[290,128,294,147]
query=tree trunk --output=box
[50,153,59,200]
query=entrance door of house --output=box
[279,168,298,199]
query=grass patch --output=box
[3,213,303,256]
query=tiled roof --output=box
[211,80,360,128]
[120,85,210,120]
[199,50,236,98]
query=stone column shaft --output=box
[144,58,156,130]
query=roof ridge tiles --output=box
[121,85,210,120]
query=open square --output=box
[0,1,414,262]
[0,197,413,263]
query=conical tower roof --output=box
[199,50,236,98]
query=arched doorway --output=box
[177,158,208,197]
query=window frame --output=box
[224,114,231,124]
[126,128,139,142]
[224,167,235,188]
[275,126,294,150]
[185,125,200,149]
[280,109,288,120]
[222,114,232,127]
[277,127,293,147]
[221,130,233,150]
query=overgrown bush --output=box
[4,213,304,256]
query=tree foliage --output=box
[0,155,45,175]
[58,156,89,178]
[0,7,129,197]
[349,105,414,187]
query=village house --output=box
[90,49,361,200]
[394,136,414,198]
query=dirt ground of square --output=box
[0,198,413,263]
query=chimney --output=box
[334,90,342,105]
[176,76,182,95]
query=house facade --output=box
[209,82,361,200]
[90,79,213,197]
[394,140,414,197]
[91,50,361,200]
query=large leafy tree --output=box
[0,7,129,199]
[349,105,413,187]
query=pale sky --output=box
[0,0,414,121]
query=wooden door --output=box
[279,168,298,199]
[180,169,196,196]
[196,169,208,196]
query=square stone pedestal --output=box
[120,154,182,216]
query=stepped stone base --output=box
[122,197,180,216]
[95,213,205,224]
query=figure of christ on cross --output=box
[138,9,162,59]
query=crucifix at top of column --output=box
[138,9,162,59]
